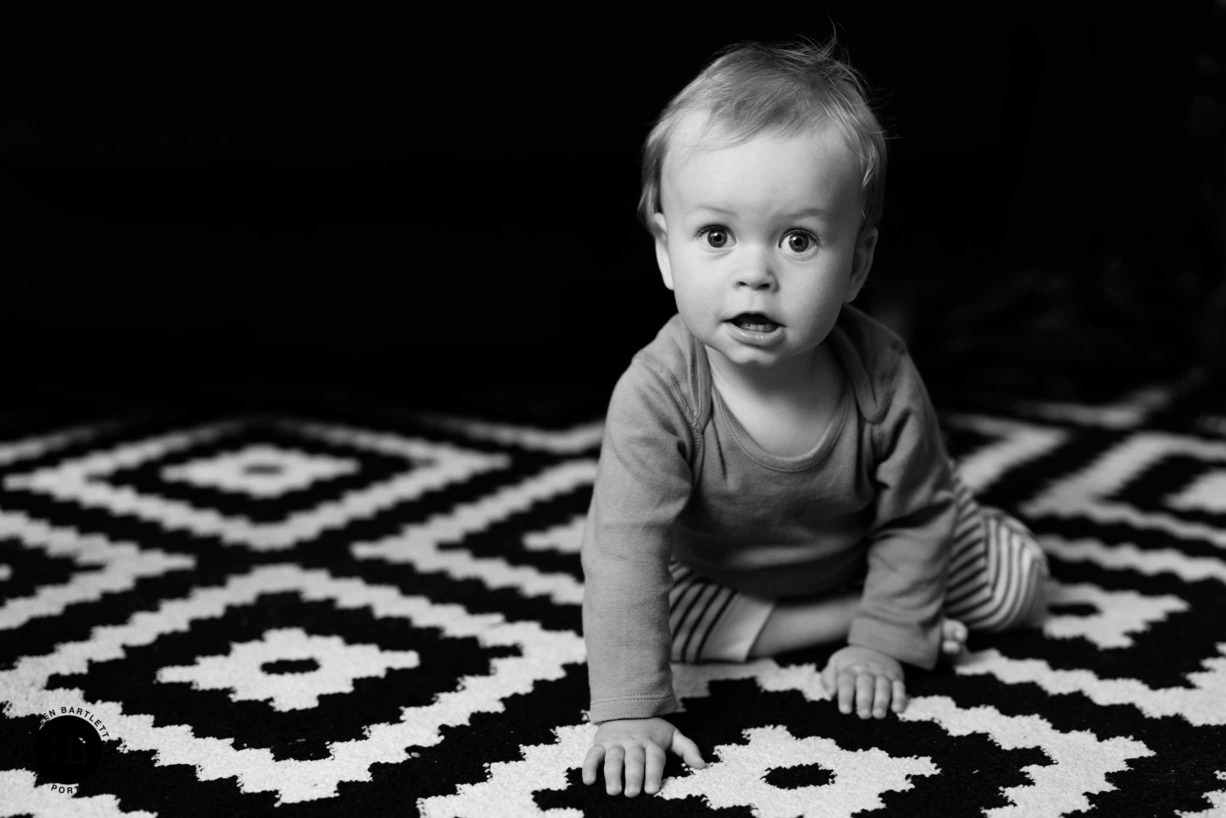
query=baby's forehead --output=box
[657,113,867,222]
[662,113,859,187]
[664,113,851,173]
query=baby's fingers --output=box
[872,674,893,718]
[891,679,908,713]
[622,747,646,797]
[582,745,604,786]
[855,671,876,718]
[836,669,857,714]
[603,745,626,795]
[670,728,707,770]
[644,744,667,795]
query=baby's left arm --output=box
[847,353,957,673]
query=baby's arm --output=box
[843,352,958,699]
[582,718,706,797]
[580,357,701,792]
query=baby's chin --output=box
[713,350,779,367]
[703,333,834,377]
[703,340,803,369]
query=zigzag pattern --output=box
[0,381,1223,816]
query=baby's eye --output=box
[698,226,734,250]
[781,230,818,255]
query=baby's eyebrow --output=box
[689,205,738,217]
[781,207,831,222]
[688,205,832,222]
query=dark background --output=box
[3,6,1222,422]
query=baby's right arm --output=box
[582,359,697,723]
[582,717,706,797]
[580,355,702,791]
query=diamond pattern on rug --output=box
[159,444,360,498]
[659,724,939,817]
[156,626,421,712]
[4,419,508,550]
[0,511,195,654]
[1042,581,1187,649]
[1,562,584,804]
[1023,432,1226,546]
[0,388,1223,816]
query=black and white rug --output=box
[2,374,1225,816]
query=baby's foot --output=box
[941,619,968,657]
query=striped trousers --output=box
[669,473,1049,663]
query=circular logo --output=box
[33,715,103,784]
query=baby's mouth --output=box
[729,313,781,333]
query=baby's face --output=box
[654,122,876,376]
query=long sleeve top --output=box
[581,306,956,724]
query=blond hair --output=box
[639,38,887,237]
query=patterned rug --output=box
[2,371,1225,817]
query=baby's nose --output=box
[735,257,775,289]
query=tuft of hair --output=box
[639,37,887,238]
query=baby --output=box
[579,39,1049,798]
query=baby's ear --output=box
[845,227,878,303]
[652,213,675,291]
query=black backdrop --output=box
[2,7,1216,416]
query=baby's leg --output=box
[670,563,969,662]
[943,470,1050,632]
[747,594,859,658]
[671,562,858,662]
[669,563,775,663]
[748,598,969,658]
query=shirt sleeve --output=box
[847,352,956,669]
[581,358,695,723]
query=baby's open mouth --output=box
[730,313,780,333]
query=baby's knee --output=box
[947,509,1049,633]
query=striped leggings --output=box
[669,473,1049,663]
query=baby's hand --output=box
[583,717,706,797]
[821,645,907,719]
